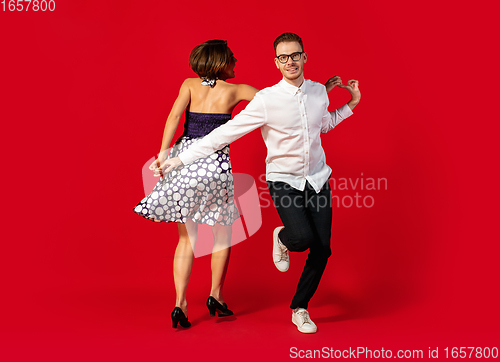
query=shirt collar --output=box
[279,78,307,95]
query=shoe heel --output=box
[171,307,190,328]
[207,304,216,317]
[206,297,218,316]
[206,296,233,317]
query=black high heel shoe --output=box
[171,307,191,328]
[206,296,234,317]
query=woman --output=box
[133,40,258,328]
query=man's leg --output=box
[267,181,316,253]
[267,181,332,309]
[289,181,332,310]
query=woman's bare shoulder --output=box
[235,83,258,91]
[235,83,259,101]
[182,78,202,86]
[220,81,257,92]
[178,78,204,93]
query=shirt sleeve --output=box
[178,95,267,165]
[320,90,354,133]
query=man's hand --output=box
[338,79,360,97]
[325,76,342,93]
[148,157,184,177]
[338,80,361,110]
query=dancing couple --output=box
[133,33,361,333]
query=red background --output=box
[1,0,499,360]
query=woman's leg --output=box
[209,223,232,303]
[173,220,198,316]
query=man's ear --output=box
[303,52,307,63]
[274,57,280,69]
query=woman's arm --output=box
[157,80,191,159]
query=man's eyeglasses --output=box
[276,52,304,64]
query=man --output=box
[159,32,361,333]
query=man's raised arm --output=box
[321,78,361,133]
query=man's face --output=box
[274,41,307,84]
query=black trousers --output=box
[267,180,333,309]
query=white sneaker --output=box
[273,226,289,272]
[292,308,317,334]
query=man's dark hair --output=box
[273,33,304,54]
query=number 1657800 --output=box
[2,0,55,11]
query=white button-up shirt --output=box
[178,78,353,193]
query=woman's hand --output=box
[149,157,184,177]
[148,158,163,177]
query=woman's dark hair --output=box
[189,40,233,79]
